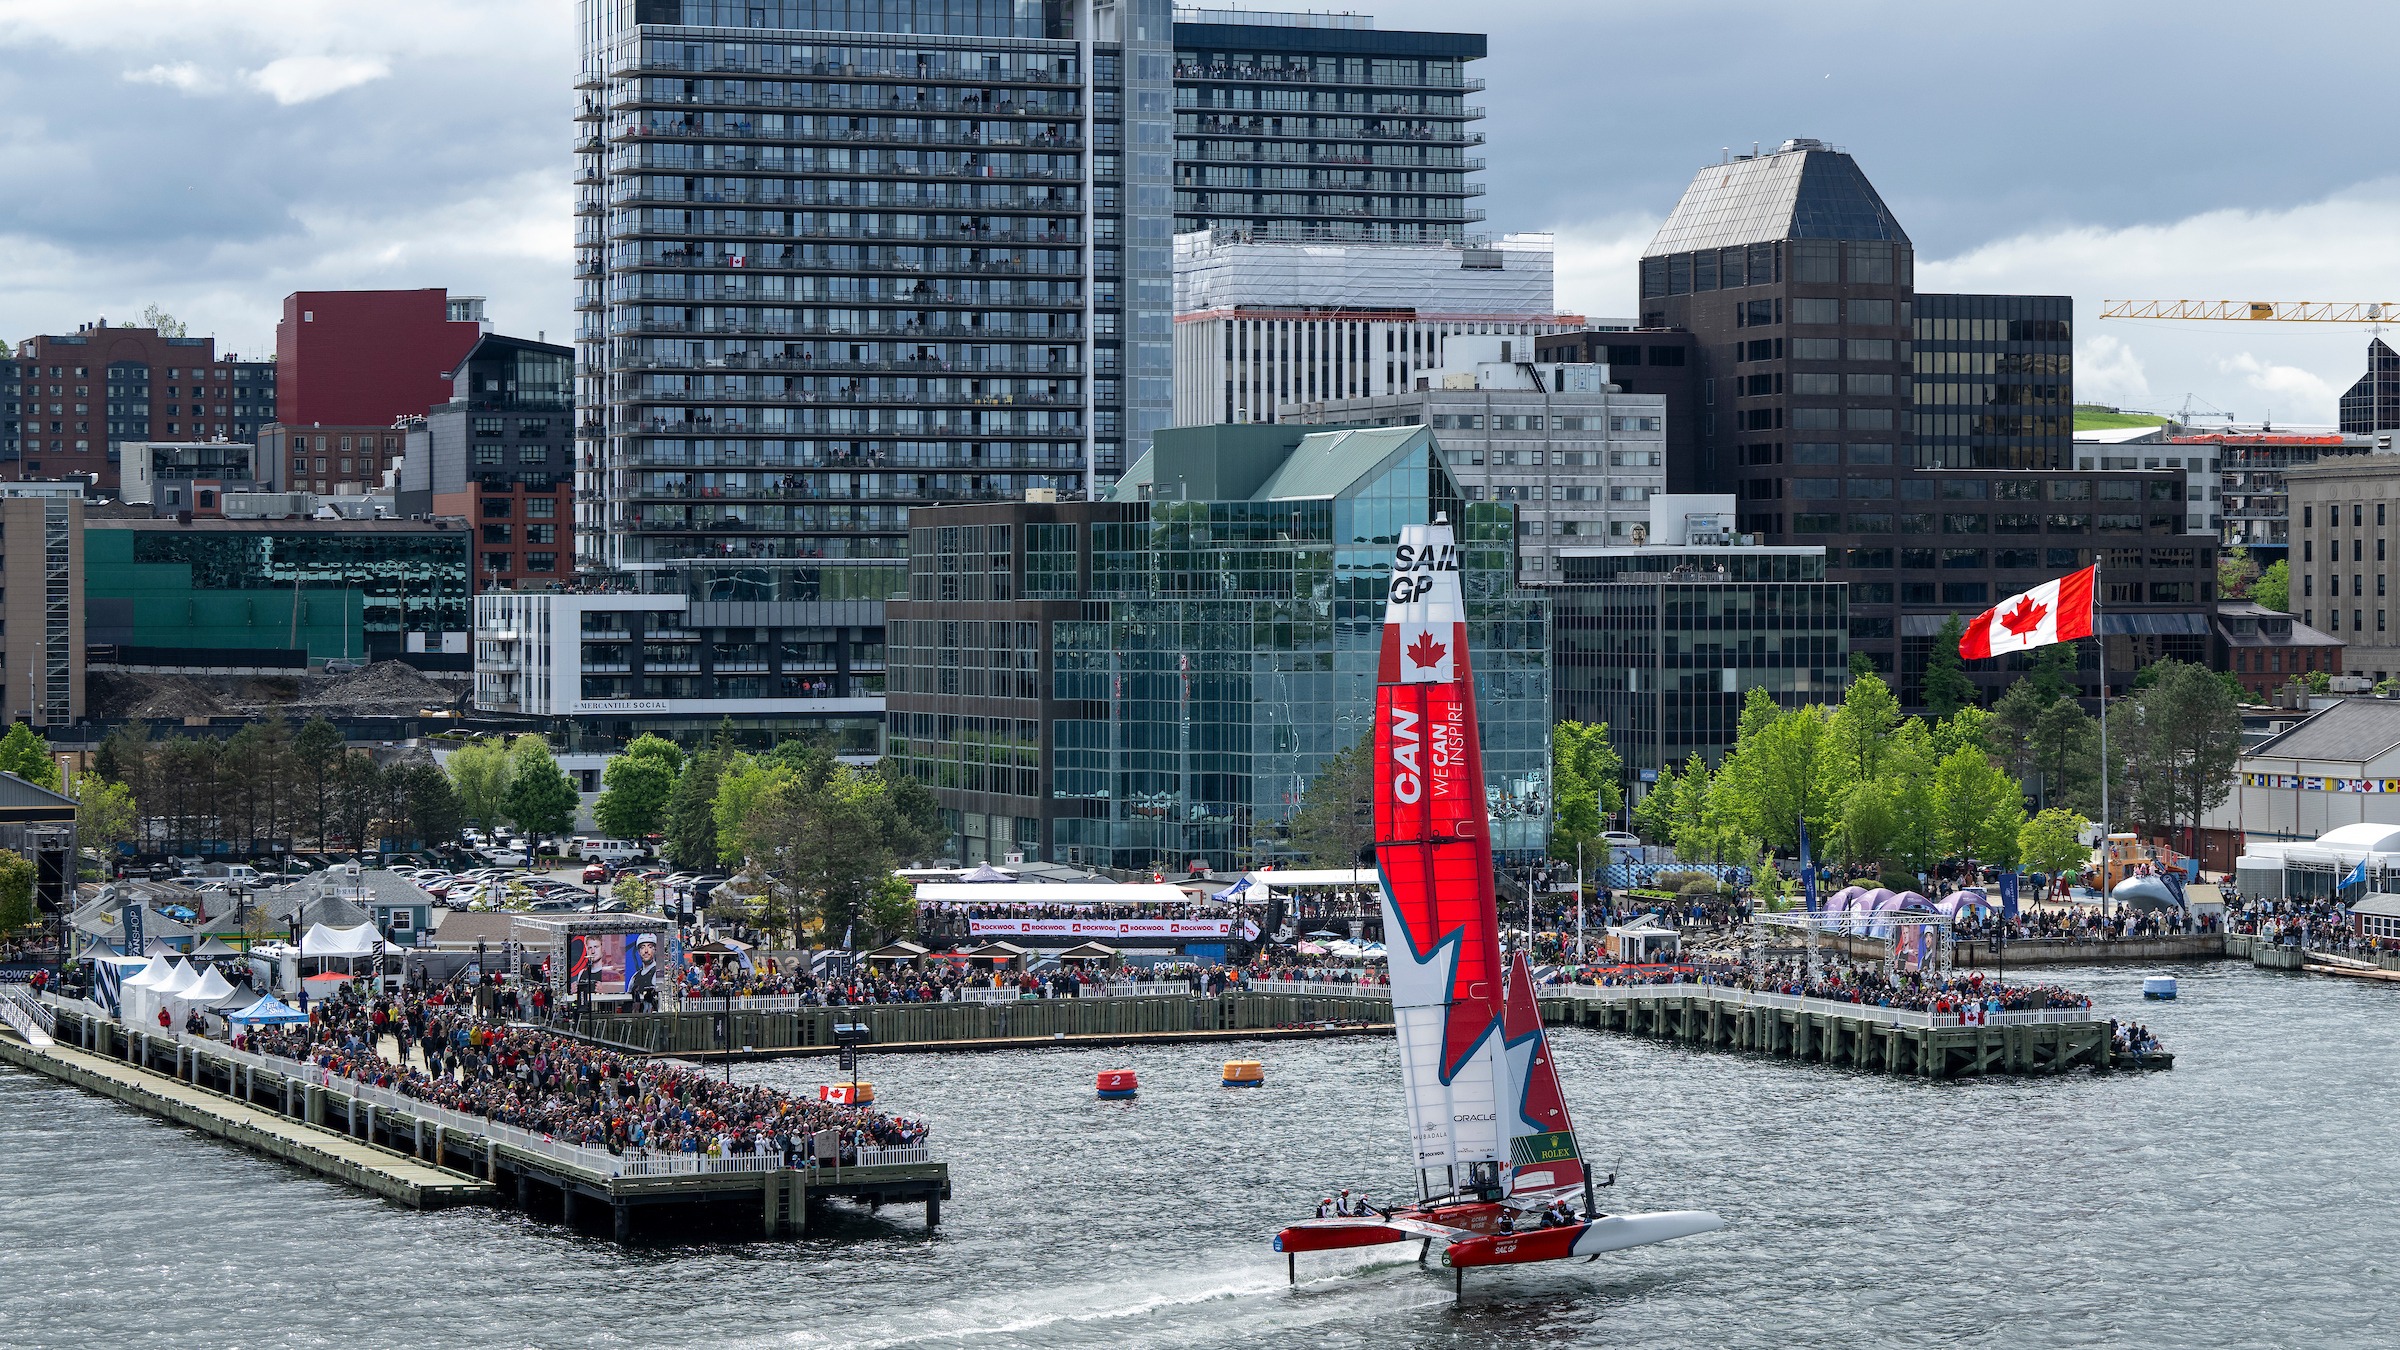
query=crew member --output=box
[1315,1196,1337,1218]
[1349,1192,1373,1217]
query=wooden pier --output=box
[5,1001,948,1242]
[1541,986,2167,1076]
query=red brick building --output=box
[260,423,409,495]
[2217,600,2343,698]
[261,290,485,491]
[8,321,274,494]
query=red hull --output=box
[1274,1201,1505,1253]
[1441,1223,1587,1267]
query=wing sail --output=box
[1375,519,1510,1194]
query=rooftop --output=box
[1645,141,1908,257]
[2245,698,2400,764]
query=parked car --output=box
[480,849,529,868]
[580,862,610,884]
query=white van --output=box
[576,838,647,864]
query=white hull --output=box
[1570,1210,1727,1256]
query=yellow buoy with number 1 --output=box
[1221,1060,1265,1088]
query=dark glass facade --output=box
[2340,337,2400,436]
[885,425,1550,868]
[1636,141,2215,708]
[407,334,578,589]
[1172,16,1486,243]
[1549,547,1848,778]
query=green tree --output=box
[1822,671,1902,789]
[664,745,730,868]
[0,849,33,934]
[1849,650,1879,681]
[1931,742,2024,864]
[446,739,513,837]
[394,762,463,847]
[1711,689,1832,856]
[1549,721,1625,862]
[0,723,59,790]
[293,716,347,849]
[2029,640,2082,703]
[2302,668,2332,694]
[1922,614,1977,718]
[864,872,919,943]
[502,735,579,851]
[1285,739,1375,867]
[2218,545,2258,600]
[711,755,792,864]
[2123,658,2243,852]
[595,733,684,841]
[879,758,944,864]
[335,753,386,853]
[1631,762,1678,845]
[2252,559,2291,612]
[140,304,187,337]
[76,780,140,859]
[2018,807,2092,882]
[749,764,908,947]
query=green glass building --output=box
[886,423,1550,870]
[85,518,472,667]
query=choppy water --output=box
[5,961,2397,1349]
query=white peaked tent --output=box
[119,955,171,1027]
[178,966,238,1011]
[301,923,381,957]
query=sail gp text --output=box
[1389,697,1465,805]
[1388,539,1459,601]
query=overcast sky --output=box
[4,0,2394,424]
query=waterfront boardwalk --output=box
[4,1000,947,1241]
[565,983,2162,1077]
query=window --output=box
[526,552,558,572]
[2303,504,2313,527]
[1791,373,1841,396]
[1793,443,1838,464]
[518,444,547,464]
[527,524,556,544]
[1791,407,1840,430]
[1848,299,1894,326]
[1790,338,1840,361]
[1845,478,1892,498]
[473,417,505,436]
[2051,481,2092,501]
[1846,513,1893,533]
[481,499,514,518]
[527,497,557,518]
[476,445,502,466]
[1848,443,1892,464]
[1847,373,1894,396]
[482,524,513,543]
[1792,298,1840,326]
[1792,241,1838,284]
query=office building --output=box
[2341,338,2400,437]
[2284,455,2400,681]
[0,482,85,725]
[576,0,1177,577]
[258,423,411,496]
[1287,336,1666,577]
[1170,230,1583,427]
[1170,9,1486,243]
[2215,600,2340,699]
[1546,494,1847,781]
[1,358,20,462]
[84,517,471,669]
[1635,138,2214,708]
[470,583,887,752]
[274,290,488,428]
[1534,330,1702,492]
[9,321,275,492]
[396,333,576,591]
[120,441,261,508]
[884,422,1550,869]
[2068,431,2222,537]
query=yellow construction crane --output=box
[2100,300,2400,322]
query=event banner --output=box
[966,918,1234,939]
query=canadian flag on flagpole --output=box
[1959,565,2097,659]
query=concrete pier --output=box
[6,1003,949,1242]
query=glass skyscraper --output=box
[575,0,1176,576]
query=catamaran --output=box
[1273,517,1724,1294]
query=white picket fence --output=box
[1558,981,2093,1029]
[1246,979,1392,998]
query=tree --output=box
[664,745,730,868]
[748,764,909,948]
[446,739,513,836]
[140,304,187,338]
[0,849,32,934]
[595,736,681,841]
[335,754,386,853]
[613,872,655,912]
[1931,742,2023,865]
[1849,650,1879,681]
[1822,671,1902,788]
[1922,615,1978,718]
[0,722,59,790]
[2123,659,2243,853]
[394,763,463,847]
[2218,545,2258,600]
[293,717,346,848]
[2252,559,2291,612]
[502,735,580,851]
[1711,689,1831,856]
[2302,668,2332,694]
[864,872,918,943]
[2018,808,2091,883]
[1631,762,1678,845]
[75,780,139,859]
[1285,739,1375,867]
[2029,640,2082,703]
[1549,721,1625,862]
[711,755,792,864]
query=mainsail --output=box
[1373,518,1511,1197]
[1499,950,1587,1198]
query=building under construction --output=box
[2203,431,2371,558]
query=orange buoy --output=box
[1221,1059,1265,1088]
[1097,1069,1139,1099]
[819,1082,875,1104]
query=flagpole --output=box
[2095,561,2108,916]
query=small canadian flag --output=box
[1959,565,2097,659]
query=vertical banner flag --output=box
[1799,817,1818,913]
[122,903,146,956]
[1998,870,2020,921]
[1959,565,2097,658]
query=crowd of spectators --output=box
[241,978,926,1163]
[1551,954,2098,1018]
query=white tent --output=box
[119,955,172,1027]
[151,959,198,998]
[179,967,238,1009]
[301,923,381,957]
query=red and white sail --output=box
[1498,951,1586,1198]
[1374,519,1511,1193]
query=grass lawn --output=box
[2073,405,2172,431]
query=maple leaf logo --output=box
[1406,631,1448,670]
[1998,596,2048,637]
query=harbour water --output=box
[5,961,2398,1348]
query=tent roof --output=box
[301,922,382,957]
[228,994,308,1025]
[866,941,930,959]
[916,881,1191,907]
[181,968,238,1003]
[965,941,1029,956]
[1247,869,1378,887]
[151,959,198,995]
[190,936,242,956]
[959,862,1015,883]
[1057,941,1119,959]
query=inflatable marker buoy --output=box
[2142,975,2177,1000]
[1222,1060,1265,1088]
[820,1082,875,1104]
[1097,1069,1139,1099]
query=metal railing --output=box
[1556,981,2095,1030]
[1247,979,1391,998]
[0,983,57,1034]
